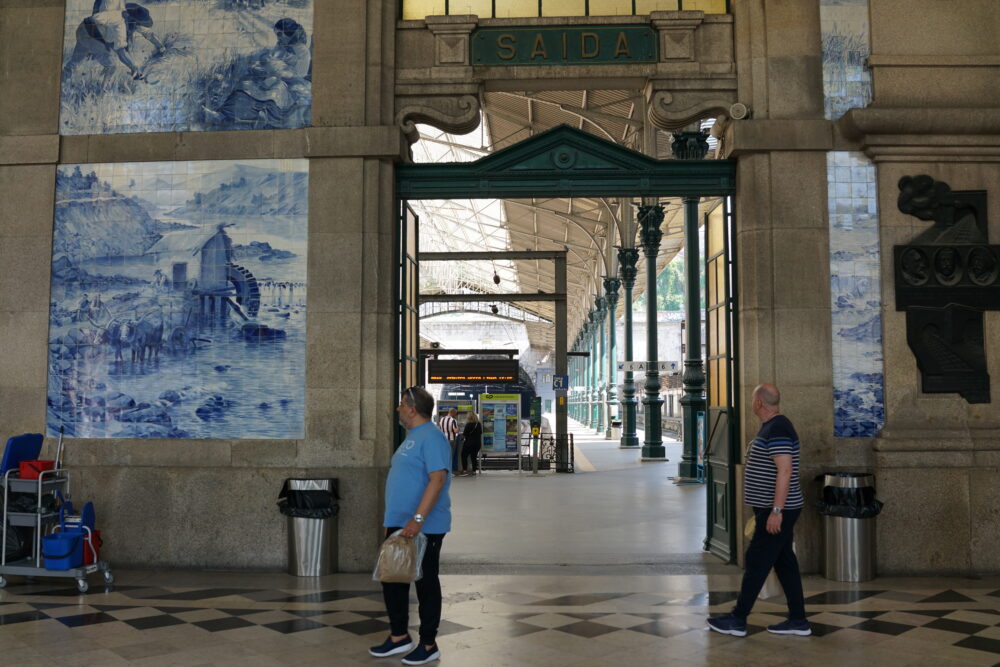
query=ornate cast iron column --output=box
[594,296,606,434]
[617,247,641,448]
[638,204,666,461]
[679,195,706,479]
[586,314,596,428]
[603,277,621,439]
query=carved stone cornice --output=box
[838,107,1000,163]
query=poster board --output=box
[478,393,521,453]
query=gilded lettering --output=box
[615,32,631,58]
[497,34,516,60]
[531,33,548,60]
[580,32,599,59]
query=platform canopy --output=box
[409,90,727,352]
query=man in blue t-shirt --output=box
[369,386,451,666]
[708,383,810,638]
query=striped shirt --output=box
[439,415,458,442]
[744,414,804,510]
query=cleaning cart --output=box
[1,431,113,593]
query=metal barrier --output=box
[479,434,574,473]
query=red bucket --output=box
[19,460,54,480]
[83,530,102,565]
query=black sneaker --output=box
[707,613,748,637]
[368,635,414,657]
[767,618,812,636]
[401,643,441,665]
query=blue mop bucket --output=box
[42,531,84,570]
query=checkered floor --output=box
[2,572,1000,666]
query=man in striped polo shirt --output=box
[708,383,810,637]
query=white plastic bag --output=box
[373,530,428,583]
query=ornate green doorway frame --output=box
[395,124,738,560]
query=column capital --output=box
[595,296,607,316]
[603,276,621,299]
[638,204,665,256]
[617,246,640,289]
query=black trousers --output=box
[732,507,806,621]
[381,528,445,645]
[461,441,481,471]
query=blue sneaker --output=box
[707,613,748,637]
[368,635,414,657]
[401,643,441,665]
[767,618,812,636]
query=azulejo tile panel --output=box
[47,159,308,439]
[819,0,872,122]
[827,151,884,438]
[60,0,313,135]
[821,0,883,438]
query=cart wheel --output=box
[0,576,7,588]
[103,571,115,585]
[77,579,89,594]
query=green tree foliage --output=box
[633,252,707,311]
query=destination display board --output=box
[427,359,519,383]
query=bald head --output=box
[751,383,781,421]
[754,383,780,407]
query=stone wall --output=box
[0,0,403,571]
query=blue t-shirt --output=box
[384,422,452,534]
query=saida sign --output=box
[471,26,657,66]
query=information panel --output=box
[478,393,521,452]
[427,359,519,383]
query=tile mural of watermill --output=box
[47,159,308,439]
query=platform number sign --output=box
[552,375,568,390]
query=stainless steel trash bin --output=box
[284,479,338,576]
[610,420,622,439]
[821,473,876,582]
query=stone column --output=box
[603,277,621,439]
[638,204,666,461]
[618,247,641,448]
[679,195,706,479]
[594,296,607,434]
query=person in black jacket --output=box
[459,412,483,476]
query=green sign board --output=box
[529,397,542,427]
[472,26,657,67]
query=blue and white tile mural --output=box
[60,0,313,135]
[47,159,308,439]
[821,0,884,437]
[827,151,884,437]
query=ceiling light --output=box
[493,273,501,285]
[491,304,499,314]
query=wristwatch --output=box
[771,507,783,515]
[413,513,425,524]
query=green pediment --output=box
[397,125,735,199]
[475,125,663,174]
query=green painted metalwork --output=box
[396,126,736,201]
[471,25,657,67]
[617,247,641,448]
[603,276,621,439]
[679,195,706,478]
[638,204,666,460]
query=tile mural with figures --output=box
[821,0,884,437]
[60,0,312,135]
[47,159,308,439]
